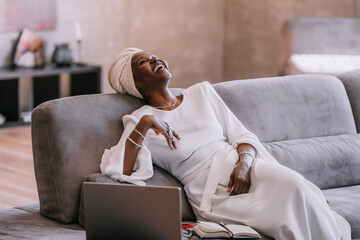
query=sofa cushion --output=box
[323,185,360,239]
[0,204,84,239]
[0,204,276,240]
[264,134,360,189]
[214,74,356,143]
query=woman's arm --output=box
[227,143,256,195]
[123,116,151,175]
[123,115,180,175]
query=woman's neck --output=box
[146,88,177,109]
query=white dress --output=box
[100,81,346,240]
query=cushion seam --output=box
[266,134,359,148]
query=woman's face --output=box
[131,51,171,93]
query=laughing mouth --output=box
[154,64,165,73]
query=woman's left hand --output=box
[227,158,252,195]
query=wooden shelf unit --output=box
[0,63,101,128]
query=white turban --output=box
[108,47,143,98]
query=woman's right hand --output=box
[141,115,181,150]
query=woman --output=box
[101,48,347,240]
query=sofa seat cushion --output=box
[0,204,84,240]
[323,185,360,238]
[287,54,360,75]
[264,134,360,189]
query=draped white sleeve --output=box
[100,114,153,185]
[202,81,277,163]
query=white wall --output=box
[0,0,225,93]
[0,0,359,94]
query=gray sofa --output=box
[1,71,360,239]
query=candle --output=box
[74,21,82,42]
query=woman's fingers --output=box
[152,128,161,135]
[170,130,180,149]
[149,118,180,150]
[164,124,180,150]
[227,174,234,193]
[239,183,247,194]
[173,131,181,140]
[163,132,174,150]
[160,126,179,150]
[230,181,241,196]
[228,161,252,196]
[230,181,249,195]
[229,176,244,195]
[171,138,177,149]
[228,173,251,195]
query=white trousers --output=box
[185,158,349,240]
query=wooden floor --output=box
[0,125,38,210]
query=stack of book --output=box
[193,221,261,239]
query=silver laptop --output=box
[83,182,182,240]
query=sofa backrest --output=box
[214,74,356,143]
[338,69,360,133]
[32,74,357,224]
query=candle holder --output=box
[76,40,82,64]
[74,21,83,65]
